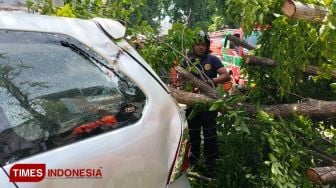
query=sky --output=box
[160,16,172,35]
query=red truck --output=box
[209,28,260,88]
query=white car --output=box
[0,11,190,188]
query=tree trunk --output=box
[306,166,336,185]
[245,55,276,67]
[170,67,336,119]
[260,99,336,119]
[226,35,256,50]
[282,0,328,21]
[169,86,336,119]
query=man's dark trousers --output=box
[186,108,219,168]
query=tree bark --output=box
[242,55,336,80]
[303,65,336,80]
[174,66,220,99]
[245,56,276,67]
[186,171,215,182]
[260,99,336,119]
[171,67,336,119]
[170,86,336,119]
[168,86,214,106]
[306,166,336,185]
[226,34,256,50]
[282,0,328,22]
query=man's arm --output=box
[212,67,230,84]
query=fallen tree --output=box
[226,34,256,50]
[171,66,336,120]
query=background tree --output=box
[161,0,218,29]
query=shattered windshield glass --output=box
[0,30,146,165]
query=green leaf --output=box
[330,83,336,91]
[239,121,250,134]
[209,102,220,111]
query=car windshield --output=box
[244,31,261,47]
[0,30,145,165]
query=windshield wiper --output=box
[1,163,19,188]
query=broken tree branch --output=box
[282,0,328,22]
[174,66,220,99]
[303,65,336,80]
[158,38,215,86]
[168,86,214,106]
[307,150,336,166]
[186,171,215,182]
[226,35,256,50]
[306,166,336,185]
[245,56,277,67]
[242,55,336,80]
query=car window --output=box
[0,30,146,165]
[244,31,261,47]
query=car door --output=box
[0,29,183,188]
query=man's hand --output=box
[213,67,230,84]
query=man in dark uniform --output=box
[185,31,230,172]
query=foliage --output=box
[171,2,336,186]
[217,0,336,103]
[137,23,198,78]
[206,94,335,187]
[161,0,218,29]
[209,0,336,187]
[55,4,75,17]
[27,0,162,32]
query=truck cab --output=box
[209,28,260,89]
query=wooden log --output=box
[282,0,328,21]
[245,56,276,67]
[174,66,220,99]
[306,166,336,185]
[227,35,256,50]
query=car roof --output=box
[0,11,125,61]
